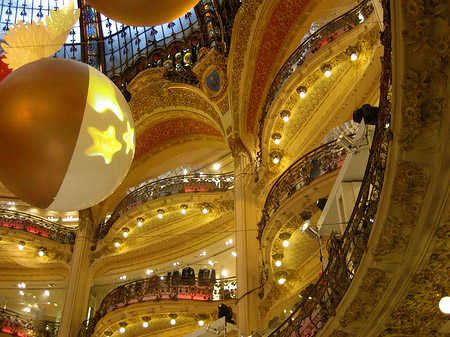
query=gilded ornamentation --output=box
[193,48,228,101]
[230,0,264,133]
[398,0,449,151]
[379,219,450,336]
[130,84,223,129]
[340,269,390,327]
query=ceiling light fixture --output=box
[201,203,210,214]
[136,217,144,226]
[280,110,290,122]
[157,209,165,219]
[439,296,450,314]
[213,163,221,171]
[122,227,129,238]
[180,204,188,214]
[296,85,307,98]
[275,260,282,267]
[114,242,120,248]
[271,133,281,145]
[18,241,26,251]
[321,63,332,77]
[169,313,178,325]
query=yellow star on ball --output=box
[122,121,135,155]
[85,125,122,164]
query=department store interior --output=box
[0,0,449,336]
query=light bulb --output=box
[275,260,282,267]
[137,221,143,226]
[439,296,450,314]
[274,138,281,145]
[221,270,229,277]
[170,319,176,325]
[146,269,153,275]
[283,240,289,247]
[122,232,128,238]
[299,91,306,98]
[351,52,358,61]
[231,251,237,257]
[202,208,208,214]
[213,163,221,170]
[278,278,286,285]
[44,290,50,296]
[142,322,148,328]
[325,69,332,77]
[18,244,24,251]
[119,327,125,333]
[114,242,120,248]
[38,250,44,257]
[283,115,289,122]
[273,156,280,164]
[157,213,163,219]
[198,320,204,327]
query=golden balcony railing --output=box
[267,1,392,335]
[0,209,76,244]
[0,308,59,337]
[255,0,374,172]
[94,172,234,241]
[78,276,236,336]
[257,140,347,244]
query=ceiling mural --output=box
[134,118,224,163]
[245,0,315,134]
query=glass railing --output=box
[257,140,347,243]
[268,1,392,334]
[94,173,234,241]
[0,209,76,244]
[78,276,236,336]
[0,308,59,337]
[255,0,374,172]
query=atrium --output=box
[0,0,449,337]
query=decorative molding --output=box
[340,269,391,328]
[398,0,450,151]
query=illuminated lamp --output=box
[201,203,210,214]
[0,58,135,211]
[270,152,281,164]
[296,86,307,98]
[122,227,129,238]
[87,0,200,27]
[280,110,290,122]
[119,322,127,333]
[156,209,165,219]
[169,313,178,325]
[279,232,291,247]
[142,316,151,328]
[271,133,281,145]
[180,204,188,214]
[439,296,450,314]
[137,217,144,226]
[18,241,26,251]
[321,63,332,77]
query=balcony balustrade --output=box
[0,209,76,244]
[78,276,236,336]
[0,308,58,337]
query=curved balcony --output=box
[256,0,374,170]
[0,308,58,337]
[257,140,347,243]
[0,209,76,244]
[94,173,234,241]
[267,4,392,335]
[78,276,236,336]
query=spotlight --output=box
[136,217,144,226]
[270,152,281,164]
[321,63,332,77]
[439,296,450,314]
[180,204,188,214]
[157,209,165,219]
[300,220,311,232]
[271,133,281,145]
[337,133,358,154]
[280,110,290,122]
[201,203,210,214]
[296,85,307,98]
[18,241,26,251]
[353,104,379,125]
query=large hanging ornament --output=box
[0,53,12,81]
[0,58,135,211]
[87,0,200,27]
